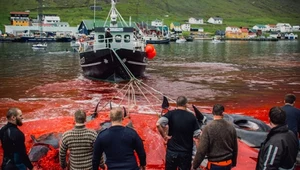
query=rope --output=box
[111,49,136,80]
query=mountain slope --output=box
[0,0,299,32]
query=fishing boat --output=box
[78,0,154,82]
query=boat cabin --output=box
[81,27,143,52]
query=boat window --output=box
[115,35,122,43]
[98,35,104,43]
[124,35,130,43]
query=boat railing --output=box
[79,37,145,53]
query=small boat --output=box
[212,36,221,43]
[175,37,186,43]
[145,38,170,44]
[78,0,153,82]
[185,36,194,42]
[32,43,47,49]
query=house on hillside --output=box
[276,23,292,32]
[37,14,60,24]
[266,24,277,32]
[151,19,163,27]
[188,17,204,24]
[240,27,249,38]
[78,20,106,35]
[293,25,300,32]
[207,17,223,24]
[10,12,30,26]
[225,26,240,33]
[190,27,204,33]
[252,25,267,32]
[170,22,182,33]
[181,23,191,31]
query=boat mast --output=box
[93,0,96,29]
[104,0,129,28]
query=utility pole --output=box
[136,0,139,22]
[38,0,43,33]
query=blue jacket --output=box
[282,105,300,137]
[92,125,146,170]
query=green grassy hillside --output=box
[0,0,299,33]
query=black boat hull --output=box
[146,39,170,44]
[80,48,147,82]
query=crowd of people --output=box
[0,93,299,170]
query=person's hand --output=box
[140,165,146,170]
[100,164,107,170]
[163,135,171,144]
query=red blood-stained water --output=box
[1,59,300,169]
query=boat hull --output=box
[146,39,170,44]
[80,48,147,82]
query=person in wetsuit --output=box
[0,108,33,170]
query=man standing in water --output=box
[156,96,200,170]
[192,104,237,170]
[256,107,298,170]
[92,107,146,170]
[0,108,33,170]
[281,93,300,137]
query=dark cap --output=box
[107,28,110,30]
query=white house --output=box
[225,26,240,33]
[252,25,268,32]
[276,23,292,32]
[181,23,191,31]
[265,24,277,32]
[37,14,61,24]
[188,17,204,24]
[207,17,223,24]
[292,25,300,32]
[151,19,163,27]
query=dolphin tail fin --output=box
[123,106,128,118]
[161,96,170,116]
[162,96,169,109]
[91,101,101,119]
[192,105,205,125]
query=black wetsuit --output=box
[0,122,33,170]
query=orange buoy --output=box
[147,48,156,59]
[145,44,155,53]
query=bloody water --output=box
[0,41,300,169]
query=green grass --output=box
[1,0,300,33]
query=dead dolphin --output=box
[29,133,62,162]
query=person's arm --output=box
[134,131,146,168]
[259,142,283,170]
[232,128,238,167]
[156,116,171,141]
[92,135,104,170]
[59,134,68,169]
[192,127,209,169]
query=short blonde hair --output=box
[110,107,123,122]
